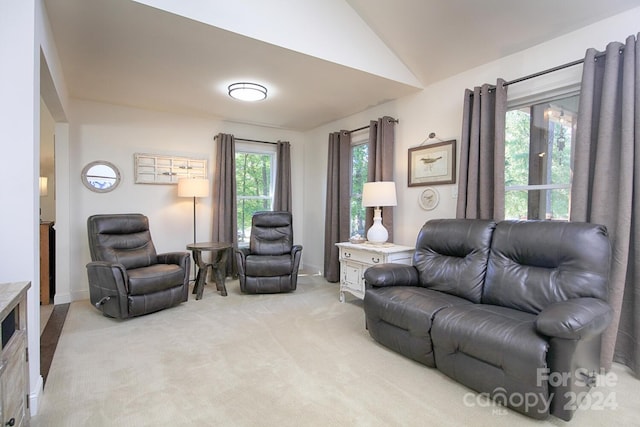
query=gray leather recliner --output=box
[234,211,303,294]
[86,213,190,318]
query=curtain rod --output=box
[504,49,616,87]
[347,118,399,134]
[214,134,277,145]
[503,58,585,87]
[235,137,277,145]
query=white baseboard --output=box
[299,263,323,277]
[53,289,90,304]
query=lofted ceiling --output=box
[43,0,640,131]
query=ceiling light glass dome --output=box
[228,82,267,101]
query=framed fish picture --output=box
[408,140,456,186]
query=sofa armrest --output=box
[363,264,419,287]
[535,298,612,340]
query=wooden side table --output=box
[336,242,414,302]
[186,242,232,300]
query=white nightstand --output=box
[336,242,414,302]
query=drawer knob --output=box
[371,257,380,263]
[344,252,351,258]
[6,418,15,427]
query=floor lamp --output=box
[178,177,210,243]
[362,181,397,244]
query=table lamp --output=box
[178,177,210,243]
[362,181,397,244]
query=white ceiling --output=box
[42,0,640,131]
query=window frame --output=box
[350,132,369,238]
[504,89,579,220]
[235,141,277,244]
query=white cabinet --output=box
[336,242,414,302]
[0,281,30,427]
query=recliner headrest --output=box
[252,211,292,228]
[89,213,149,235]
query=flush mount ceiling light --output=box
[228,82,267,101]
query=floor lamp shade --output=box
[362,181,397,244]
[178,178,210,243]
[178,178,209,198]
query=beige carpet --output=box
[33,274,639,427]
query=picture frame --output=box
[408,140,456,187]
[134,153,207,184]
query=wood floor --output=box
[39,304,69,386]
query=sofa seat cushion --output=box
[364,286,472,367]
[245,254,292,276]
[432,304,550,418]
[128,264,185,295]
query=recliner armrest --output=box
[86,261,130,318]
[292,244,303,256]
[363,264,419,287]
[86,261,128,283]
[235,247,250,258]
[157,251,190,267]
[535,297,612,340]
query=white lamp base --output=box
[366,207,388,244]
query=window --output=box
[235,144,276,244]
[505,93,578,220]
[350,139,368,237]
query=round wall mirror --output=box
[81,161,121,193]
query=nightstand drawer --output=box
[340,247,383,265]
[387,252,413,264]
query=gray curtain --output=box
[274,140,292,212]
[366,116,397,241]
[212,133,238,275]
[324,131,351,282]
[570,34,639,376]
[456,79,508,220]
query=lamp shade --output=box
[178,178,210,198]
[362,181,397,207]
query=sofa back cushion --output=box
[413,219,496,303]
[87,213,158,269]
[483,220,610,314]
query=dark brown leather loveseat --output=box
[363,219,612,421]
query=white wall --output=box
[301,7,640,273]
[0,0,45,415]
[59,100,305,303]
